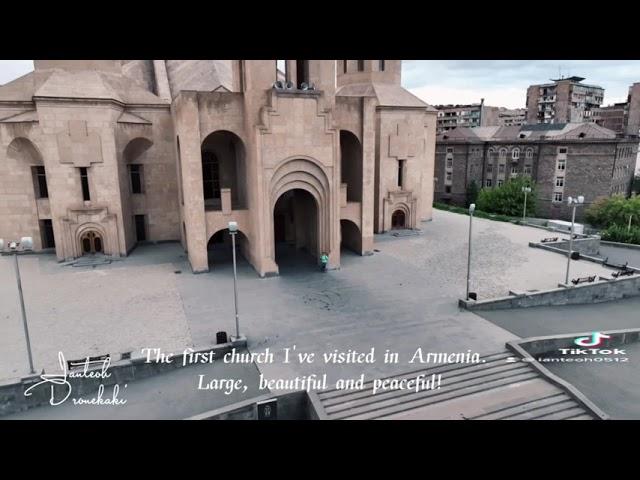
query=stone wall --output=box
[460,271,640,311]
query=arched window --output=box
[499,148,507,159]
[512,148,520,160]
[525,148,533,159]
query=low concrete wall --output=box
[186,390,319,420]
[601,240,640,251]
[529,236,601,257]
[460,271,640,311]
[0,338,247,418]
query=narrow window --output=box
[379,60,385,71]
[398,160,405,188]
[202,152,221,200]
[485,178,492,187]
[357,60,364,72]
[276,60,287,82]
[296,60,309,88]
[40,219,55,248]
[554,192,563,202]
[129,164,143,194]
[79,167,90,201]
[135,214,147,242]
[33,166,48,198]
[558,158,566,171]
[343,60,348,74]
[556,176,564,187]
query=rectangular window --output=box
[202,152,221,200]
[498,164,505,174]
[343,60,348,74]
[554,192,563,202]
[558,159,566,170]
[379,60,385,71]
[446,147,454,153]
[511,165,518,174]
[487,164,493,174]
[357,60,364,72]
[556,176,564,187]
[497,180,503,187]
[445,185,451,194]
[445,172,452,181]
[40,219,55,249]
[33,166,48,198]
[524,165,532,175]
[485,178,492,187]
[129,164,143,194]
[398,160,405,188]
[446,158,453,168]
[79,167,90,201]
[135,214,147,242]
[559,147,568,154]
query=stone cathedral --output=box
[0,60,437,276]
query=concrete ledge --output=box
[601,240,640,251]
[185,390,319,420]
[460,273,640,311]
[0,338,247,418]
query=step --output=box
[324,362,531,415]
[471,392,569,420]
[566,414,595,420]
[500,399,580,420]
[336,371,540,420]
[531,406,588,421]
[319,351,514,401]
[382,378,562,420]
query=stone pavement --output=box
[0,209,615,392]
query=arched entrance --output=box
[391,210,406,229]
[273,189,319,271]
[201,130,247,211]
[340,219,362,254]
[80,231,103,254]
[207,228,250,269]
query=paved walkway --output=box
[0,209,621,419]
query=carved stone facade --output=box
[0,60,437,276]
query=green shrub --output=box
[585,194,640,229]
[476,177,536,217]
[601,224,640,245]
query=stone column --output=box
[360,97,376,254]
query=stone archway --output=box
[273,189,319,270]
[267,157,333,273]
[391,210,406,229]
[80,230,103,254]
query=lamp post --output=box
[466,203,475,300]
[565,195,585,285]
[1,237,36,374]
[522,186,532,223]
[228,221,241,340]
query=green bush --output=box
[585,194,640,229]
[432,202,515,223]
[601,224,640,244]
[476,177,536,217]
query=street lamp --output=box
[565,195,585,285]
[521,186,532,223]
[466,203,476,300]
[1,237,36,374]
[227,221,241,340]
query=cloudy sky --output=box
[2,60,640,109]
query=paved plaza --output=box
[0,210,618,387]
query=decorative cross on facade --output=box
[389,121,417,160]
[57,120,103,167]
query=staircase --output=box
[315,351,596,420]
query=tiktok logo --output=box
[574,332,611,347]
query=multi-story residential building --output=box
[0,60,437,276]
[526,76,604,125]
[435,99,499,133]
[435,123,638,221]
[592,103,627,133]
[497,108,527,127]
